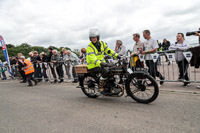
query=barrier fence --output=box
[128,48,200,83]
[0,61,81,82]
[1,47,200,84]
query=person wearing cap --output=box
[86,29,120,93]
[21,56,37,86]
[115,40,126,56]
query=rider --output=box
[86,29,120,93]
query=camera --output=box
[186,28,200,36]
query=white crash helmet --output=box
[89,29,100,40]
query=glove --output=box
[117,55,121,59]
[100,62,109,67]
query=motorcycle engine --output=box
[103,77,116,93]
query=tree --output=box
[73,49,80,57]
[16,43,33,57]
[0,43,77,61]
[49,46,59,51]
[65,47,71,51]
[32,46,47,54]
[6,44,15,48]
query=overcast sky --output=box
[0,0,200,50]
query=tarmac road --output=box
[0,81,200,133]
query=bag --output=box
[131,56,139,67]
[74,64,88,74]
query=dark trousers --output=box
[1,71,7,79]
[177,59,189,81]
[34,66,42,81]
[56,65,64,80]
[146,60,163,79]
[19,70,26,81]
[90,67,111,79]
[27,72,37,85]
[48,63,57,79]
[164,54,169,62]
[42,67,48,80]
[135,60,144,68]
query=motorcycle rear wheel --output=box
[80,75,99,98]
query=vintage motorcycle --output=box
[76,55,159,104]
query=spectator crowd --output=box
[1,30,200,88]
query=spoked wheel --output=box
[125,72,159,104]
[80,75,99,98]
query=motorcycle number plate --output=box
[127,68,133,74]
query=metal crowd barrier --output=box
[128,48,200,83]
[1,61,83,83]
[1,47,200,84]
[32,61,83,82]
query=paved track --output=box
[0,81,200,133]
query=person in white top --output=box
[170,33,191,86]
[141,30,165,85]
[131,33,144,68]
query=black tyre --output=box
[80,75,99,98]
[125,72,159,104]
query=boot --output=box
[34,80,38,85]
[58,79,64,83]
[54,79,58,83]
[160,76,165,85]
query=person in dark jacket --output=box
[162,38,171,51]
[47,47,57,82]
[162,38,171,65]
[10,56,17,65]
[10,56,17,77]
[194,32,200,89]
[17,53,26,83]
[32,51,42,82]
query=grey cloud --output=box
[164,4,200,17]
[0,0,200,51]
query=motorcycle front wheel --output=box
[80,75,99,98]
[125,72,159,104]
